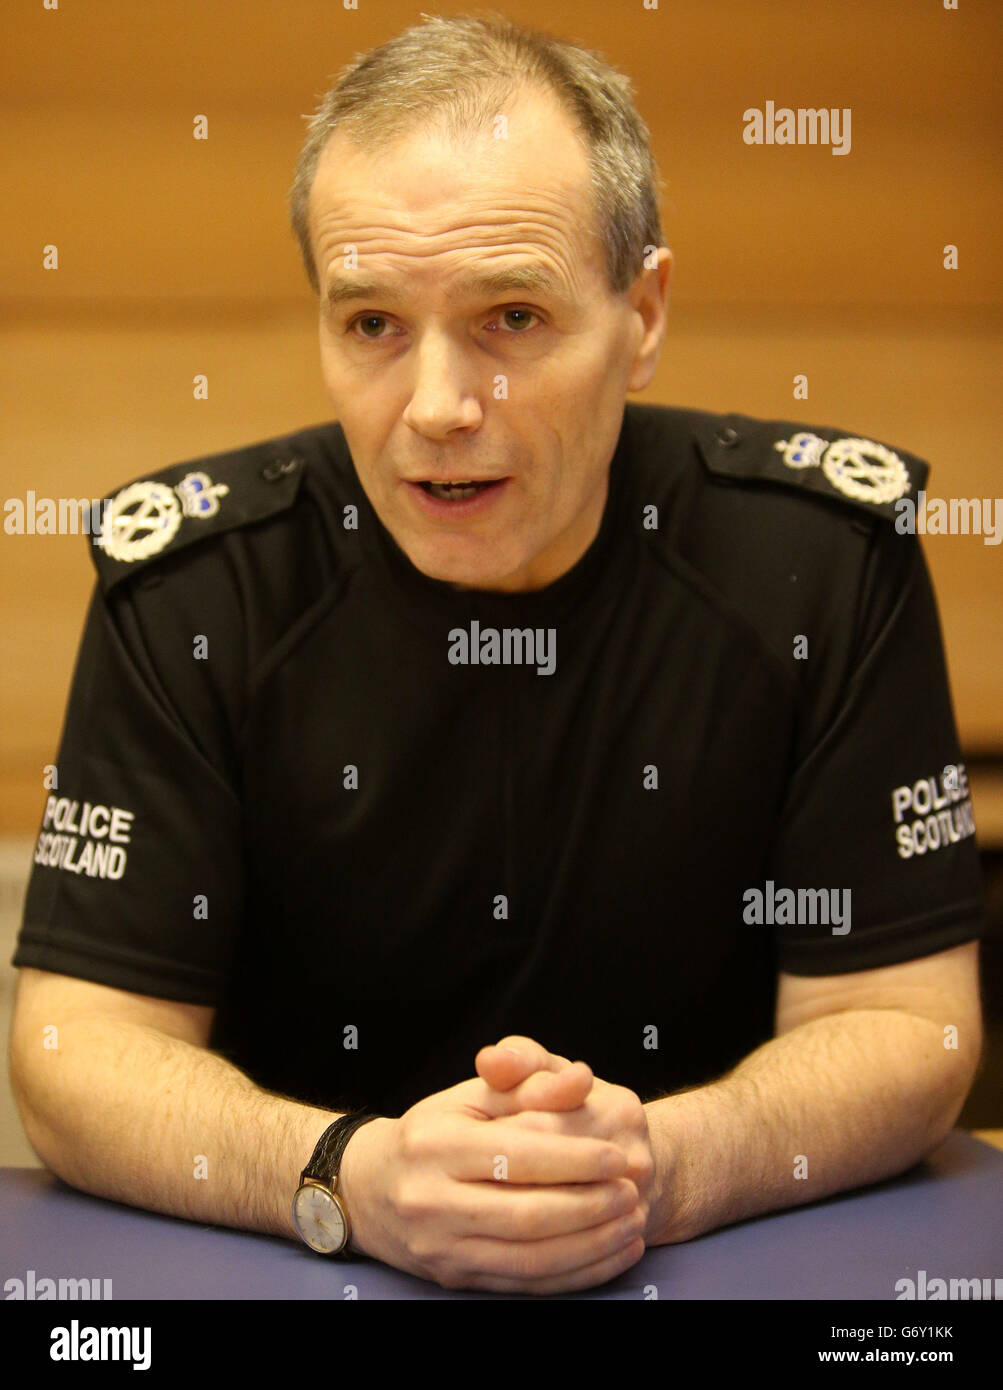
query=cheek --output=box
[317,338,340,393]
[318,321,354,380]
[323,338,352,379]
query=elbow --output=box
[8,1045,64,1175]
[915,1020,983,1152]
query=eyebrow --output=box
[324,264,565,310]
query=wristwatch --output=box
[291,1110,382,1255]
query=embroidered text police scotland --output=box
[447,621,556,676]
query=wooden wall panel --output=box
[3,0,1001,835]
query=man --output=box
[10,14,984,1295]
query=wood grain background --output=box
[2,0,1001,835]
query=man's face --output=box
[310,87,668,591]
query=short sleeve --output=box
[11,579,244,1004]
[768,526,985,973]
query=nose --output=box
[402,330,484,438]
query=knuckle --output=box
[615,1087,645,1123]
[604,1184,631,1219]
[628,1142,654,1178]
[592,1194,615,1226]
[406,1229,440,1265]
[396,1179,435,1222]
[620,1177,640,1205]
[399,1118,434,1163]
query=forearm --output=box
[12,1016,339,1240]
[644,1009,978,1246]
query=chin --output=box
[408,540,521,591]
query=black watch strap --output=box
[300,1110,382,1187]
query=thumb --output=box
[474,1040,592,1117]
[474,1036,571,1091]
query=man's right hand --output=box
[336,1070,646,1293]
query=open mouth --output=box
[418,480,504,501]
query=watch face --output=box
[293,1183,348,1254]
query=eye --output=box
[349,314,394,339]
[492,307,540,333]
[345,306,542,341]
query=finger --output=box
[472,1061,594,1118]
[445,1070,588,1121]
[446,1116,627,1184]
[472,1239,644,1301]
[491,1106,597,1138]
[500,1102,651,1155]
[446,1176,639,1242]
[498,1110,652,1191]
[447,1207,647,1288]
[473,1044,538,1092]
[455,1235,647,1294]
[497,1035,573,1069]
[478,1036,571,1083]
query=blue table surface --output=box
[2,1131,1001,1300]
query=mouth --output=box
[417,479,504,501]
[404,476,511,517]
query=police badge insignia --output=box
[773,432,912,506]
[88,441,306,593]
[691,412,929,522]
[175,471,230,519]
[96,481,184,563]
[96,472,230,563]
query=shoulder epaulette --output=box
[90,436,308,593]
[691,412,930,522]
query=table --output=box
[2,1129,1001,1300]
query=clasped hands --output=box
[339,1035,657,1294]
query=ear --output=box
[626,246,672,393]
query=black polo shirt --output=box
[13,403,985,1116]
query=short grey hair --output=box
[288,10,666,299]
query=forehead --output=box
[308,89,603,295]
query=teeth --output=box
[425,481,484,500]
